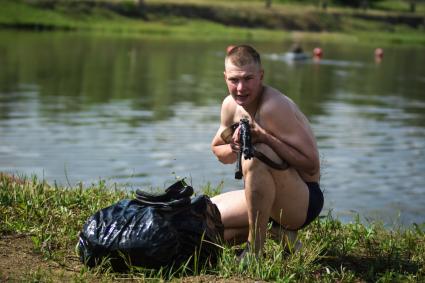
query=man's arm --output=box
[211,96,238,164]
[252,97,320,176]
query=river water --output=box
[1,31,424,226]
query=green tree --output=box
[332,0,385,8]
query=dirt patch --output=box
[0,234,80,281]
[0,234,259,282]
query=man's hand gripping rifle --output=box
[235,118,254,179]
[220,118,289,180]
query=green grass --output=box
[149,0,425,15]
[373,0,425,13]
[0,0,289,42]
[1,173,424,282]
[0,0,424,45]
[0,0,73,29]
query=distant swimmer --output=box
[290,43,304,54]
[285,43,310,61]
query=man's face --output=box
[224,61,264,107]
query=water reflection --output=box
[313,92,425,225]
[0,31,424,226]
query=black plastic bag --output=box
[78,180,224,271]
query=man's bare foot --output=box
[269,225,302,253]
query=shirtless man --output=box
[211,45,323,255]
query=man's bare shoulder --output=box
[222,94,236,107]
[261,87,314,138]
[261,86,295,114]
[221,95,237,125]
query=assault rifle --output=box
[235,118,254,179]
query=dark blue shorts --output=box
[270,182,324,231]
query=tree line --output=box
[263,0,424,12]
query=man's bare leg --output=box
[269,225,302,253]
[244,143,309,254]
[211,190,249,244]
[243,157,276,255]
[212,189,303,250]
[212,143,310,254]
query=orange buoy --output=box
[313,47,323,59]
[226,45,236,54]
[375,48,384,59]
[375,48,384,63]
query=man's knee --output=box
[242,157,275,201]
[242,156,269,176]
[254,143,283,165]
[242,142,282,177]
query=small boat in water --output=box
[283,52,311,61]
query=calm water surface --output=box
[1,31,424,226]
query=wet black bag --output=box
[78,180,224,271]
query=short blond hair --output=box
[225,45,262,68]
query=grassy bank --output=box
[1,174,424,282]
[1,0,424,45]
